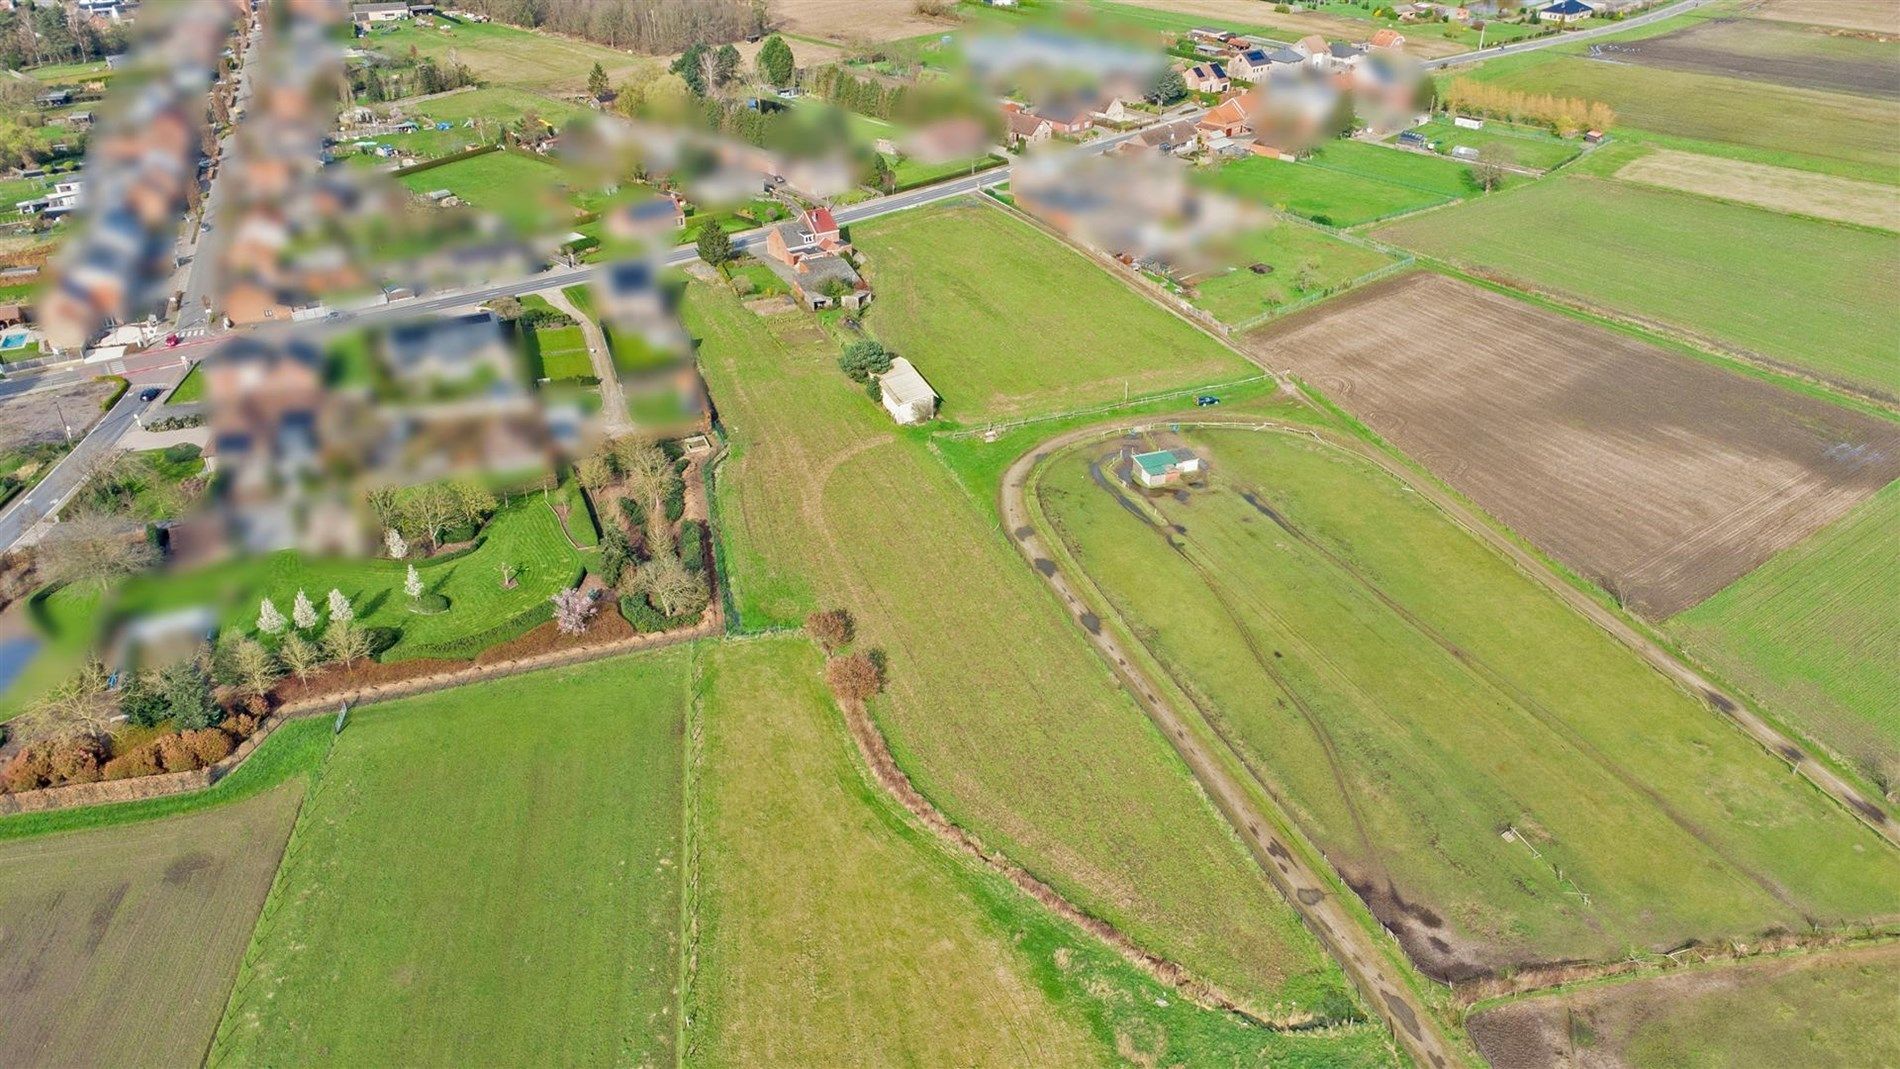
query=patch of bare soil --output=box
[1600,18,1900,98]
[768,0,956,46]
[1752,0,1900,36]
[1240,272,1900,618]
[0,379,112,452]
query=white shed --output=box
[879,357,937,425]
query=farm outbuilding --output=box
[1132,448,1202,488]
[879,357,937,425]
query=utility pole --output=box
[51,396,72,444]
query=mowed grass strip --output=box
[851,200,1252,422]
[1035,428,1900,978]
[1670,481,1900,794]
[685,284,1356,1018]
[210,651,688,1067]
[688,637,1100,1067]
[0,785,304,1069]
[1615,148,1900,231]
[1469,942,1900,1068]
[1375,175,1900,398]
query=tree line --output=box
[1440,78,1615,138]
[452,0,764,56]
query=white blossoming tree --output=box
[327,588,354,626]
[258,597,287,635]
[384,527,408,560]
[404,563,423,602]
[292,589,318,630]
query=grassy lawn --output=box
[1034,427,1900,976]
[690,636,1395,1065]
[0,785,304,1068]
[1309,138,1489,199]
[39,490,585,663]
[1457,52,1900,184]
[1199,153,1454,227]
[210,651,686,1067]
[1408,117,1582,172]
[526,321,593,382]
[888,152,1004,189]
[686,283,1358,1021]
[166,362,206,404]
[1670,481,1900,795]
[353,19,649,94]
[851,200,1253,423]
[1376,175,1900,397]
[399,149,579,236]
[1184,221,1396,326]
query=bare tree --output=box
[38,513,158,589]
[278,632,323,682]
[23,660,114,741]
[1475,143,1514,193]
[228,637,282,699]
[635,554,705,619]
[323,621,372,670]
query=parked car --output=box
[1195,395,1220,406]
[139,387,161,401]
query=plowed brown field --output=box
[1240,272,1900,617]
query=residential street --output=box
[1422,0,1710,68]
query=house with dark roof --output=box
[762,206,870,312]
[1538,0,1595,22]
[1228,48,1274,81]
[1184,62,1229,94]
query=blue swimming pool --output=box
[0,331,27,351]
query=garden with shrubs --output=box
[1,436,720,798]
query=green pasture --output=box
[685,282,1358,1019]
[1375,175,1900,397]
[354,18,648,94]
[399,149,580,235]
[210,651,687,1066]
[1199,153,1453,227]
[1670,481,1900,795]
[851,200,1252,423]
[1407,117,1583,172]
[1035,427,1900,975]
[1184,221,1396,326]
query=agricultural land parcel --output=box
[851,201,1252,423]
[1240,272,1900,617]
[1468,942,1900,1067]
[1199,141,1482,228]
[1374,177,1900,399]
[1456,50,1900,183]
[1753,0,1900,34]
[687,638,1396,1066]
[354,18,649,94]
[1615,148,1900,231]
[1587,14,1900,100]
[366,87,591,159]
[0,786,303,1069]
[210,651,687,1067]
[1092,0,1530,58]
[1405,117,1581,173]
[1184,220,1395,328]
[399,149,579,236]
[1670,480,1900,795]
[1034,426,1900,979]
[685,282,1360,1024]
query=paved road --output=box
[1000,417,1459,1069]
[1424,0,1711,68]
[177,22,263,333]
[0,388,152,549]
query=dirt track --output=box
[1239,272,1900,618]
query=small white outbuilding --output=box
[879,357,937,425]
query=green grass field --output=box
[1375,175,1900,397]
[210,651,687,1066]
[165,362,205,404]
[1034,427,1900,977]
[0,785,304,1068]
[1457,52,1900,184]
[527,320,593,381]
[851,200,1252,423]
[1199,153,1454,228]
[356,18,649,94]
[399,149,578,235]
[686,283,1358,1020]
[36,490,584,664]
[689,636,1395,1066]
[1408,118,1582,172]
[1670,481,1900,794]
[1184,221,1396,326]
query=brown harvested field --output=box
[1113,0,1466,57]
[768,0,956,45]
[1468,943,1900,1068]
[0,785,303,1068]
[1753,0,1900,35]
[1616,149,1900,231]
[1240,272,1900,618]
[1596,16,1900,99]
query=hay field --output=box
[1242,272,1900,617]
[1753,0,1900,34]
[851,201,1252,423]
[685,283,1358,1020]
[1470,943,1900,1067]
[210,652,688,1067]
[0,786,303,1068]
[1615,149,1900,230]
[1034,426,1900,979]
[768,0,954,45]
[1670,481,1900,795]
[1374,177,1900,399]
